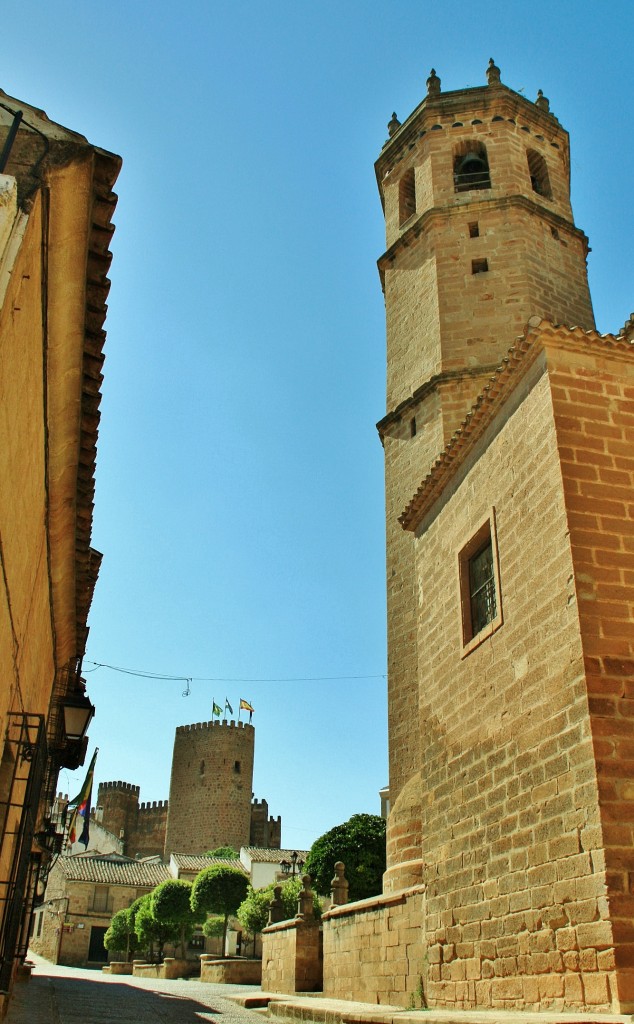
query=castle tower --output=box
[95,781,140,844]
[376,64,595,891]
[164,719,255,857]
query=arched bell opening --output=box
[453,141,491,193]
[526,148,552,199]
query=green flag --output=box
[212,701,222,717]
[67,748,98,848]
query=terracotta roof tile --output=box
[242,847,309,863]
[59,853,170,887]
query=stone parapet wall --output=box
[132,958,195,980]
[200,957,262,984]
[262,918,322,994]
[322,886,425,1006]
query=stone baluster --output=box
[330,860,349,906]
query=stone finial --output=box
[426,69,441,97]
[535,89,550,113]
[387,112,401,137]
[330,861,349,907]
[486,58,501,85]
[296,874,314,920]
[619,313,634,342]
[268,884,284,925]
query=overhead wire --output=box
[84,659,385,685]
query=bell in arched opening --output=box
[453,145,491,192]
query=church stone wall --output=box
[323,887,425,1005]
[411,368,616,1010]
[550,342,634,1010]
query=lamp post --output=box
[280,851,305,878]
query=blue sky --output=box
[4,2,632,849]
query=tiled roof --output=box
[400,318,634,531]
[59,853,170,887]
[170,854,245,874]
[243,847,310,863]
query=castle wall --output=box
[96,781,140,842]
[250,799,281,849]
[95,783,167,859]
[164,720,255,857]
[130,801,168,859]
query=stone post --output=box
[268,884,284,924]
[330,861,349,906]
[296,874,314,919]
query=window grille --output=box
[469,540,497,635]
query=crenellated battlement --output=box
[99,780,140,795]
[139,800,168,812]
[175,719,252,734]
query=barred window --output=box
[459,512,503,653]
[469,539,496,635]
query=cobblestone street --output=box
[6,955,267,1024]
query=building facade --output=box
[322,62,634,1013]
[29,853,170,967]
[0,88,119,1000]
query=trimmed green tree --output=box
[305,813,386,901]
[104,907,139,961]
[237,877,322,955]
[134,892,180,962]
[190,865,249,952]
[151,879,201,958]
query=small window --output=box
[459,513,503,654]
[471,258,488,275]
[410,417,417,438]
[468,222,479,238]
[527,149,552,199]
[92,885,110,913]
[234,760,241,774]
[199,759,205,776]
[454,141,491,192]
[398,167,416,225]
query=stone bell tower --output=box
[376,61,595,892]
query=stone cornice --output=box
[376,194,589,291]
[399,318,634,533]
[377,365,500,441]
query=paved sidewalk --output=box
[6,953,267,1024]
[10,957,634,1024]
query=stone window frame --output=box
[457,507,503,657]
